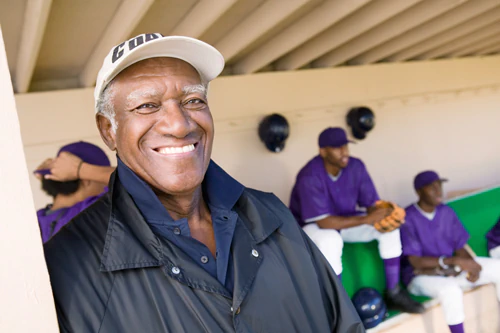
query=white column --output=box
[0,27,59,332]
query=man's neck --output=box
[156,186,211,225]
[51,192,86,211]
[417,200,436,213]
[323,160,342,177]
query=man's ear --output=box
[96,114,117,151]
[319,147,326,158]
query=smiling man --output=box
[401,171,500,333]
[43,34,363,333]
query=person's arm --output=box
[316,206,391,230]
[45,151,114,184]
[408,249,482,281]
[77,163,115,184]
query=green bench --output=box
[340,186,500,317]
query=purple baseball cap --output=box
[35,141,110,176]
[414,170,448,190]
[318,127,355,148]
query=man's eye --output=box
[137,103,156,109]
[186,98,205,104]
[135,103,159,114]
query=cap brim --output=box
[98,36,224,100]
[34,169,51,176]
[330,140,356,148]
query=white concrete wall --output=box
[0,27,58,333]
[15,55,500,210]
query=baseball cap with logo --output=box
[318,127,355,148]
[413,170,448,190]
[35,141,110,176]
[94,33,225,112]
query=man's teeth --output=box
[157,144,195,155]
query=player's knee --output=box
[316,229,343,252]
[438,283,463,303]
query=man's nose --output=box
[155,102,193,138]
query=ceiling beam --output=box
[445,32,500,58]
[357,0,500,64]
[337,0,466,66]
[274,0,422,71]
[389,5,500,61]
[14,0,52,93]
[232,0,371,74]
[170,0,238,38]
[476,43,500,56]
[414,20,500,60]
[215,0,314,62]
[79,0,154,88]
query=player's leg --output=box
[490,246,500,259]
[341,225,423,313]
[302,223,344,277]
[408,275,465,333]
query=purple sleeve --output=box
[295,176,334,221]
[400,218,422,257]
[449,208,470,251]
[357,163,380,208]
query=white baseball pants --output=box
[302,223,402,274]
[407,257,500,325]
[490,246,500,259]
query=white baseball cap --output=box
[94,33,225,112]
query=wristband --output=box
[76,161,84,179]
[438,256,449,269]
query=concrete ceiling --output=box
[1,0,500,93]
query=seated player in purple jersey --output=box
[487,217,500,259]
[35,141,114,243]
[290,127,424,314]
[401,171,500,333]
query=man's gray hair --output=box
[96,82,118,133]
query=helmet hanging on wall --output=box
[346,106,375,140]
[258,113,290,153]
[351,287,387,329]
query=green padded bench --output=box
[340,186,500,318]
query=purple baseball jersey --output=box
[400,204,470,285]
[37,189,107,243]
[289,155,379,227]
[486,217,500,251]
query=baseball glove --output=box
[373,200,405,233]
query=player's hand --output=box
[34,158,54,180]
[456,258,482,281]
[44,152,83,181]
[366,206,392,225]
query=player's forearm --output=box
[79,163,115,184]
[408,255,456,270]
[316,215,369,230]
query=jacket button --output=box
[200,256,209,264]
[173,227,181,235]
[231,307,241,314]
[251,249,259,258]
[171,267,180,275]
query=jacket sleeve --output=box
[301,230,366,333]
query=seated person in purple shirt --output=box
[401,171,500,333]
[35,141,114,243]
[486,217,500,259]
[290,127,424,314]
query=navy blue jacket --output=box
[44,163,364,333]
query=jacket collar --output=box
[101,160,282,272]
